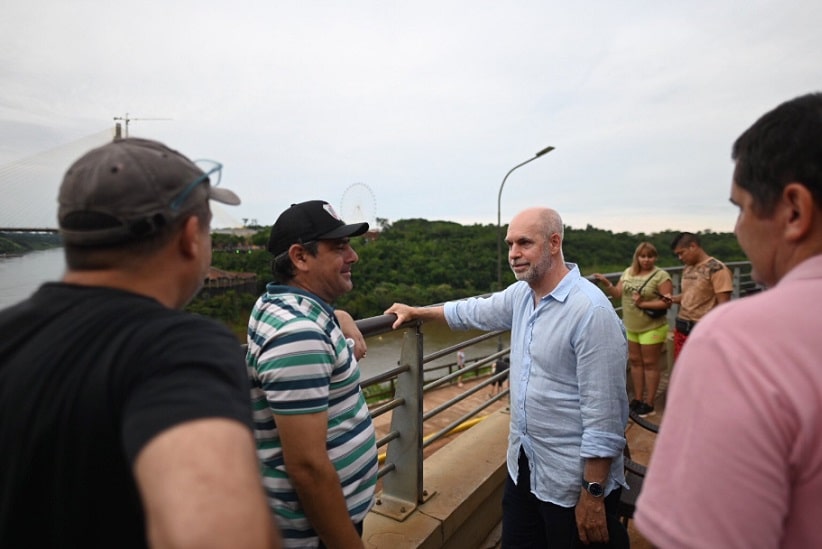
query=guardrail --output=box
[357,261,756,523]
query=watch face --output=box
[587,482,604,497]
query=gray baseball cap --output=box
[58,137,240,246]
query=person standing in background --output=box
[594,242,672,417]
[490,355,510,397]
[668,232,732,359]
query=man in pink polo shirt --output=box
[635,92,822,547]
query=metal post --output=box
[373,324,427,520]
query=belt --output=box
[675,318,697,335]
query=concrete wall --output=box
[364,409,510,549]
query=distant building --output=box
[199,267,257,298]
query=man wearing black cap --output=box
[247,200,378,548]
[0,138,278,548]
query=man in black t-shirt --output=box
[0,139,279,548]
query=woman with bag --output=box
[593,242,672,417]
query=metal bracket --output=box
[370,488,436,521]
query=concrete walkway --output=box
[370,372,665,549]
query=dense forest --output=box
[189,219,746,336]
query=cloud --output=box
[1,0,819,235]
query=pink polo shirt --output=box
[635,255,822,548]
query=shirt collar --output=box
[537,262,580,303]
[265,282,336,317]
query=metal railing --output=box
[357,261,756,522]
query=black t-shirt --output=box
[0,283,252,548]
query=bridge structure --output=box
[0,128,242,233]
[355,261,756,548]
[0,129,114,232]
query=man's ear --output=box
[550,232,562,254]
[178,216,202,259]
[782,183,814,242]
[288,243,312,273]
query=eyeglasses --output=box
[169,159,223,212]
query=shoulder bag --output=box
[636,270,667,319]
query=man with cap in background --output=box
[247,200,378,548]
[0,138,279,548]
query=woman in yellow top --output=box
[594,242,672,417]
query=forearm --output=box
[638,298,670,310]
[576,457,613,545]
[601,279,622,299]
[582,456,612,484]
[413,305,445,323]
[291,463,364,549]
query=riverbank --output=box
[0,232,62,255]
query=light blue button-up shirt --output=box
[444,263,628,506]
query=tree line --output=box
[0,232,62,254]
[190,219,745,335]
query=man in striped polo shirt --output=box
[247,200,378,549]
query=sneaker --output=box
[629,399,642,412]
[637,403,655,417]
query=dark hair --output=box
[732,92,822,216]
[64,189,211,271]
[670,232,700,251]
[271,240,320,282]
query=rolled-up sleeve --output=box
[576,305,629,458]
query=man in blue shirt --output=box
[386,207,628,548]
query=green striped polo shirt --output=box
[247,284,377,548]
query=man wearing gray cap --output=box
[247,200,378,549]
[0,138,278,548]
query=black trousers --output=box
[502,448,629,548]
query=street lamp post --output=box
[496,146,555,290]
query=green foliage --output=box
[206,221,746,321]
[211,233,246,250]
[185,290,257,339]
[0,232,62,254]
[563,227,747,275]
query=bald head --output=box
[511,207,564,242]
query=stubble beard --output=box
[512,253,553,284]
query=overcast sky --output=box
[1,0,819,233]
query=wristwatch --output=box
[582,479,604,498]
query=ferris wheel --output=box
[340,183,377,227]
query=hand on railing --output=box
[383,303,446,330]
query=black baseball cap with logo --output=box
[267,200,369,256]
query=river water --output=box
[0,249,506,379]
[0,248,66,309]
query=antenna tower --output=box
[113,113,172,139]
